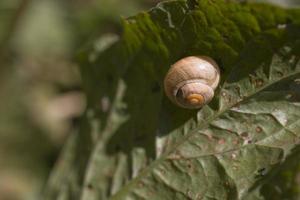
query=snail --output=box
[164,56,220,109]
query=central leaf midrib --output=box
[166,114,300,160]
[111,68,300,199]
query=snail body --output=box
[164,56,220,109]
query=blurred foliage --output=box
[0,0,299,200]
[261,147,300,200]
[0,0,157,199]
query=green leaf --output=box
[45,0,300,199]
[260,146,300,199]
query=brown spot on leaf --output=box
[159,168,166,175]
[241,132,248,138]
[228,129,234,133]
[255,79,264,88]
[233,103,241,110]
[168,150,183,160]
[218,139,226,145]
[87,183,93,190]
[277,71,284,77]
[234,86,241,95]
[207,134,214,141]
[232,139,239,145]
[256,126,262,133]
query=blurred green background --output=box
[0,0,299,200]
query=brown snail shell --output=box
[164,56,220,109]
